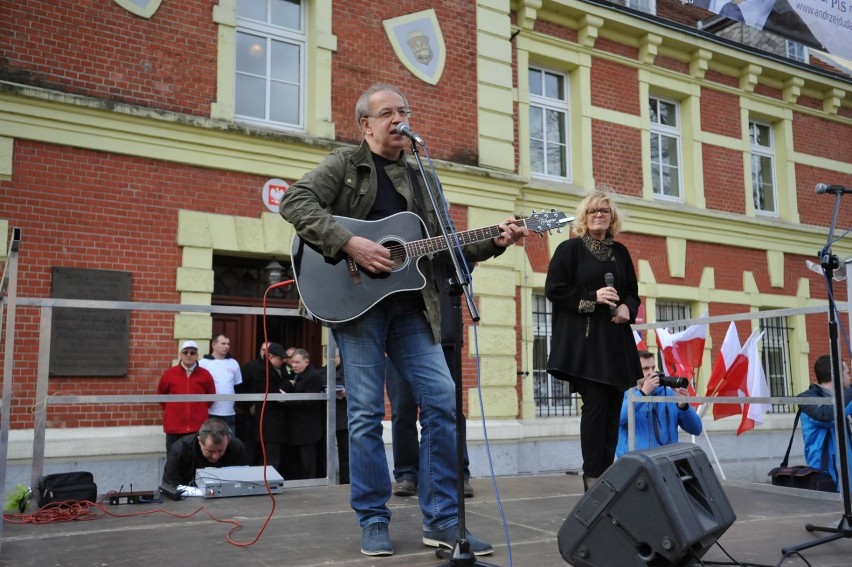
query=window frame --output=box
[785,40,809,64]
[234,0,307,131]
[532,292,578,417]
[749,120,778,216]
[528,66,571,182]
[649,96,684,202]
[760,314,793,413]
[626,0,656,14]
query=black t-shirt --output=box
[366,153,407,220]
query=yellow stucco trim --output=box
[477,1,515,171]
[0,220,8,261]
[0,136,12,180]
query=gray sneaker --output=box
[393,478,417,497]
[464,480,474,498]
[423,525,494,556]
[361,522,393,556]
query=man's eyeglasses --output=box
[366,107,412,120]
[181,350,197,356]
[587,207,612,216]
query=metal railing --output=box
[0,230,343,558]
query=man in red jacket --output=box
[157,340,216,452]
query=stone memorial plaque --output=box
[49,267,131,377]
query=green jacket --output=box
[280,140,503,342]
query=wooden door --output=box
[211,311,323,366]
[211,314,255,364]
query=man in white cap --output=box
[157,340,216,453]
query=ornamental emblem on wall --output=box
[113,0,163,19]
[383,9,446,86]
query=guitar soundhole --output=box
[381,239,407,272]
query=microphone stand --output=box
[782,190,852,559]
[406,137,500,567]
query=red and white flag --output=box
[668,309,708,370]
[703,322,742,419]
[633,329,647,352]
[704,327,769,434]
[655,310,708,380]
[655,327,692,379]
[738,330,770,435]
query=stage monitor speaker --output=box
[558,443,735,567]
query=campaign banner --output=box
[687,0,852,60]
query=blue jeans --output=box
[387,349,471,483]
[333,295,459,531]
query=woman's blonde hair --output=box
[572,187,623,237]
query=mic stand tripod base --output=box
[435,540,501,567]
[781,516,852,558]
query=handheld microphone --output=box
[604,272,616,317]
[815,183,852,195]
[394,123,424,145]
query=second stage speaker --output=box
[557,443,736,566]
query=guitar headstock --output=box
[520,210,573,235]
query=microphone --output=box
[394,123,424,145]
[815,183,852,195]
[604,272,615,317]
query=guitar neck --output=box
[405,220,525,258]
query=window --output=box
[750,121,777,214]
[532,293,578,417]
[529,67,570,180]
[655,301,694,382]
[212,255,298,300]
[655,301,691,333]
[626,0,655,14]
[786,40,808,63]
[649,97,682,200]
[760,315,792,413]
[235,0,305,129]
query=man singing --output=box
[280,83,527,556]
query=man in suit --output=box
[251,342,292,472]
[285,348,325,479]
[238,341,269,465]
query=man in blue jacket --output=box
[797,354,852,491]
[617,350,702,457]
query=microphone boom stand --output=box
[782,189,852,558]
[407,138,501,567]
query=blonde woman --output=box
[546,188,642,491]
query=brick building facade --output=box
[0,0,850,482]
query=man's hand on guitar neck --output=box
[342,235,394,274]
[492,216,529,248]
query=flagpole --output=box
[693,430,726,481]
[693,363,727,480]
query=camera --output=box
[655,371,689,389]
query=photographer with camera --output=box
[616,350,702,457]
